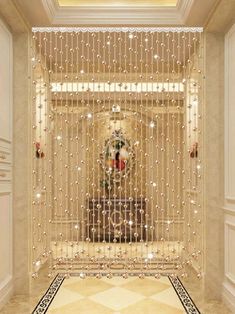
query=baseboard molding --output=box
[0,275,13,310]
[223,281,235,313]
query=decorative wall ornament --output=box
[101,129,134,188]
[35,142,45,159]
[190,142,198,158]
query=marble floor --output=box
[0,266,232,314]
[40,275,186,314]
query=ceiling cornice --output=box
[41,0,196,25]
[41,0,58,23]
[0,0,29,33]
[177,0,194,23]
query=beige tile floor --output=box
[0,266,232,314]
[47,276,185,314]
[181,275,232,314]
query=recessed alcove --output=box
[31,27,204,277]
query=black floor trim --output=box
[169,276,201,314]
[32,274,65,314]
[32,273,200,314]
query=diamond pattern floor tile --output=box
[48,287,84,310]
[47,298,113,314]
[64,277,113,296]
[101,276,137,286]
[122,278,171,296]
[120,298,185,314]
[151,286,184,309]
[89,286,145,310]
[39,276,189,314]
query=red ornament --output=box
[35,142,45,159]
[117,160,125,171]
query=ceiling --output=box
[57,0,178,6]
[13,0,218,26]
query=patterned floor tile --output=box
[48,286,84,310]
[120,298,185,314]
[151,286,184,309]
[122,278,170,296]
[63,276,85,286]
[47,298,113,314]
[150,276,172,285]
[89,286,145,311]
[64,277,113,296]
[101,276,137,286]
[32,275,202,314]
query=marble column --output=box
[13,31,31,293]
[203,31,225,299]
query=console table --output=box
[86,198,146,242]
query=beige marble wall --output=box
[13,31,31,293]
[203,32,225,299]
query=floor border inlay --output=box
[32,274,65,314]
[32,273,200,314]
[169,276,201,314]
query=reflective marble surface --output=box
[47,276,185,314]
[0,266,232,314]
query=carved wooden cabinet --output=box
[87,198,146,242]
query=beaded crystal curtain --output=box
[31,27,204,279]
